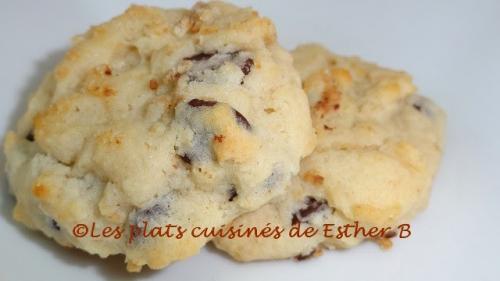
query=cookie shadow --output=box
[0,49,160,280]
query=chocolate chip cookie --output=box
[213,43,445,261]
[3,2,315,271]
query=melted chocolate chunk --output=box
[240,58,254,75]
[185,52,215,61]
[174,104,214,164]
[51,219,61,231]
[413,104,422,111]
[291,196,329,225]
[233,109,252,130]
[228,185,238,202]
[294,249,316,261]
[299,197,328,218]
[26,131,35,142]
[186,51,254,85]
[188,99,218,108]
[178,154,192,165]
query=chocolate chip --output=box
[410,97,435,118]
[185,52,215,61]
[384,230,397,239]
[26,131,35,142]
[104,66,112,76]
[291,196,329,225]
[135,203,168,226]
[174,102,215,164]
[228,185,238,202]
[128,196,172,244]
[188,99,218,108]
[178,154,192,165]
[233,109,251,130]
[240,58,254,75]
[294,248,317,261]
[186,51,254,85]
[51,219,61,231]
[140,204,163,218]
[299,197,328,217]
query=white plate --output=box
[1,1,499,280]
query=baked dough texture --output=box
[213,43,446,261]
[3,2,315,271]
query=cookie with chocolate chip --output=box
[213,44,446,261]
[3,2,315,271]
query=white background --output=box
[1,1,499,280]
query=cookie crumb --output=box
[302,171,324,185]
[149,79,159,90]
[376,237,393,250]
[213,134,225,143]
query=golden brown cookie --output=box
[213,43,445,261]
[3,2,315,271]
